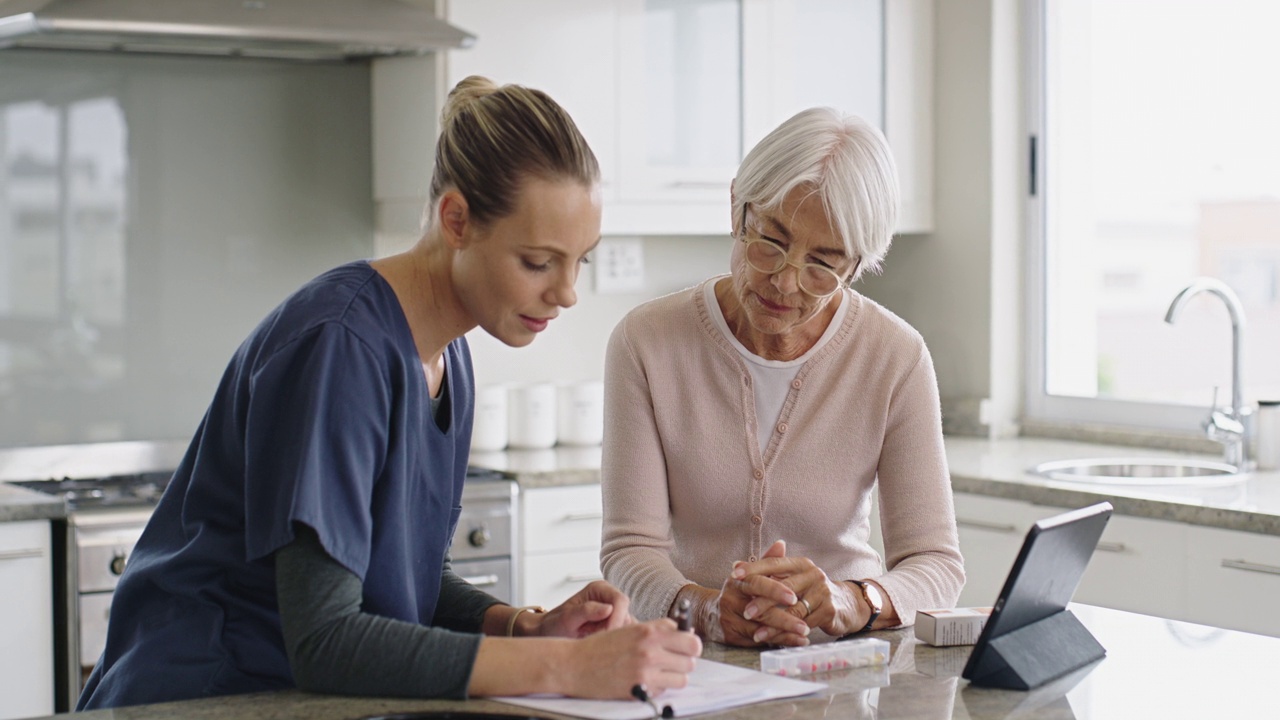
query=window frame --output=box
[1022,0,1208,434]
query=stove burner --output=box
[12,470,174,510]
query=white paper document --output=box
[492,658,826,720]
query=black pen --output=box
[631,684,663,718]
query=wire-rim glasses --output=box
[735,204,858,298]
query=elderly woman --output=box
[600,107,964,647]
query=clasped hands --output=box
[702,540,868,647]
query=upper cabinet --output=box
[444,0,932,236]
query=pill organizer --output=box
[759,638,890,677]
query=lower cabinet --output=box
[0,520,54,720]
[1185,526,1280,638]
[951,493,1045,608]
[945,492,1279,638]
[1073,513,1188,621]
[518,484,605,608]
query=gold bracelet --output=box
[505,605,546,637]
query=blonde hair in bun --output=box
[429,75,599,226]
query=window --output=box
[1027,0,1280,432]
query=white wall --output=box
[466,235,734,388]
[859,0,1023,437]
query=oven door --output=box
[450,557,513,605]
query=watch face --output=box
[863,582,883,612]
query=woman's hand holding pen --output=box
[564,619,701,700]
[534,580,635,638]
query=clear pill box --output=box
[759,638,890,677]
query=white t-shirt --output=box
[703,279,850,453]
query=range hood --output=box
[0,0,474,61]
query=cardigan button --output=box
[748,555,757,562]
[751,515,762,524]
[777,422,788,433]
[753,469,763,479]
[792,379,802,389]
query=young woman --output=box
[79,76,700,710]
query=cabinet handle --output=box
[1221,559,1280,576]
[460,574,501,587]
[562,512,603,522]
[1096,542,1128,554]
[956,518,1018,534]
[0,548,44,561]
[664,181,728,189]
[565,573,603,583]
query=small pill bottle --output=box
[1254,400,1280,471]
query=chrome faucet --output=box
[1164,278,1251,470]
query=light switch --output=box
[594,237,645,293]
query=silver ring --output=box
[799,597,812,617]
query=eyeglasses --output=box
[735,205,859,298]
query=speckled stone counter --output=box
[36,605,1279,720]
[468,438,1280,536]
[945,437,1280,536]
[0,481,64,522]
[0,440,188,523]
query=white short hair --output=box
[732,107,899,278]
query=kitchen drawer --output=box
[521,484,603,554]
[1186,527,1280,638]
[951,493,1044,608]
[522,549,604,608]
[1074,513,1188,621]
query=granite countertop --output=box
[468,437,1280,536]
[0,481,65,522]
[0,440,188,523]
[38,604,1278,720]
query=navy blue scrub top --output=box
[79,261,474,709]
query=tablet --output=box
[962,501,1113,689]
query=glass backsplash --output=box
[0,50,375,449]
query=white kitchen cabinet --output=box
[1073,513,1188,621]
[0,520,54,720]
[445,0,932,236]
[951,493,1045,608]
[518,484,605,607]
[1186,526,1280,638]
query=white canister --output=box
[471,385,509,452]
[1255,400,1280,471]
[557,380,605,446]
[507,382,558,449]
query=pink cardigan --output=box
[600,278,965,625]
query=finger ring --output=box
[799,598,812,617]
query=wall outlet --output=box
[594,237,645,294]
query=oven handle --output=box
[0,548,45,561]
[460,574,501,588]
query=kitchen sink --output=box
[1030,457,1247,486]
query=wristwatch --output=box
[849,580,883,633]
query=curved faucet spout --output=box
[1164,277,1249,468]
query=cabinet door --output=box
[1186,527,1280,638]
[617,0,742,203]
[446,0,620,202]
[0,521,54,720]
[951,493,1042,608]
[885,0,934,232]
[522,549,605,607]
[1073,514,1188,621]
[521,484,604,554]
[742,0,884,149]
